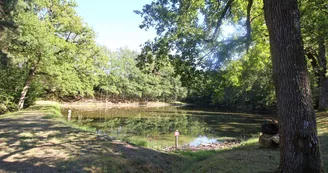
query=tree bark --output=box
[318,37,328,111]
[17,67,35,110]
[0,51,8,66]
[263,0,324,172]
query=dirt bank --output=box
[0,101,185,173]
[60,101,175,109]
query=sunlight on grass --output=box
[35,130,61,138]
[240,137,258,146]
[48,137,62,144]
[4,101,326,173]
[18,132,35,138]
[124,135,195,150]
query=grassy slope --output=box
[1,101,326,173]
[40,102,328,172]
[181,114,328,173]
[0,101,186,173]
[59,101,328,173]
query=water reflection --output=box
[62,106,267,148]
[79,114,209,138]
[190,136,218,147]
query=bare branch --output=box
[211,0,234,40]
[66,32,72,42]
[200,36,246,61]
[246,0,253,53]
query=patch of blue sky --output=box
[74,0,156,51]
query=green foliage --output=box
[0,0,109,113]
[0,65,25,113]
[300,0,328,108]
[97,47,187,102]
[135,0,276,110]
[184,41,275,110]
[1,0,188,114]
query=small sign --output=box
[68,110,72,121]
[174,130,180,136]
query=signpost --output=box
[68,110,72,121]
[175,130,179,149]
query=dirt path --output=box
[0,102,184,173]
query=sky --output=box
[75,0,156,51]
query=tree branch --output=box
[211,0,234,40]
[0,21,17,30]
[246,0,253,53]
[66,32,72,42]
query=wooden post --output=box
[68,110,71,121]
[174,130,179,149]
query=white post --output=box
[68,109,72,121]
[175,130,180,149]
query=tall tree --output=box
[264,0,323,172]
[301,0,328,111]
[4,0,106,109]
[0,0,17,66]
[137,0,324,172]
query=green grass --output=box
[179,113,328,173]
[55,102,328,172]
[177,150,221,161]
[36,102,98,133]
[4,101,326,173]
[123,134,196,150]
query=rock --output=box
[163,140,240,152]
[261,121,279,135]
[271,133,279,144]
[259,132,279,148]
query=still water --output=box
[62,105,269,149]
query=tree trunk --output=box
[0,51,8,66]
[17,68,35,110]
[318,37,328,111]
[263,0,324,172]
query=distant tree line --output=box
[95,47,187,103]
[0,0,187,114]
[1,0,326,115]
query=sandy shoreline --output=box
[60,101,176,109]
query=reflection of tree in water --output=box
[96,115,209,137]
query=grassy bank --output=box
[2,101,326,173]
[58,101,328,172]
[0,101,186,173]
[179,114,328,173]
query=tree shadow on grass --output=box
[318,133,328,172]
[0,105,186,173]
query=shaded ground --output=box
[0,101,185,173]
[1,101,327,173]
[181,113,328,173]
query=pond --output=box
[61,105,271,150]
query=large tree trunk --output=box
[318,37,328,111]
[263,0,323,172]
[17,68,35,110]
